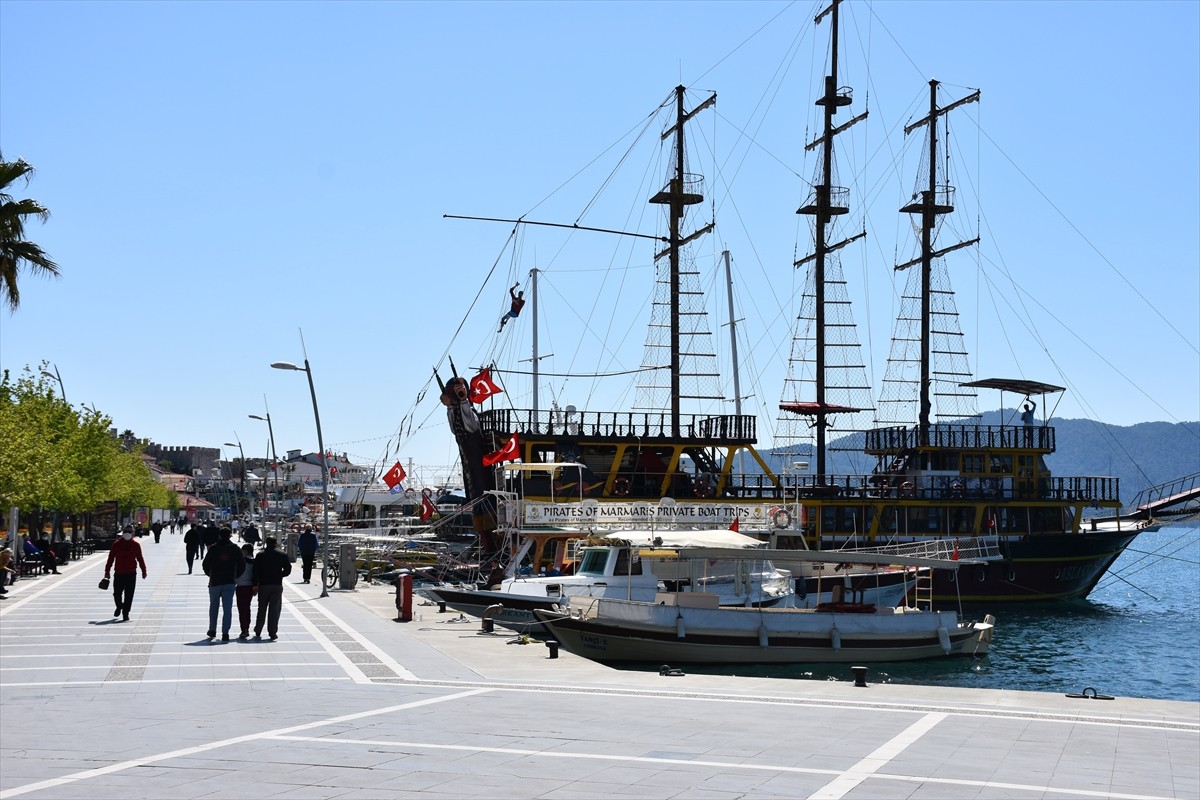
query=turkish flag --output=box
[469,368,503,404]
[382,461,407,490]
[483,432,520,467]
[420,493,435,522]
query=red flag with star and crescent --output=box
[382,461,407,490]
[420,492,435,522]
[469,368,503,404]
[482,432,520,467]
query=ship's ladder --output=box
[911,567,934,611]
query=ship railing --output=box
[840,536,1004,562]
[784,473,1119,503]
[865,424,1056,453]
[479,408,757,443]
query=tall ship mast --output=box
[442,2,1164,603]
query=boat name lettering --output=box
[527,503,747,523]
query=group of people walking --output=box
[99,518,322,642]
[200,527,292,641]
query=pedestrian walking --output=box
[104,525,147,622]
[242,522,260,549]
[201,522,219,558]
[183,524,201,573]
[235,543,256,640]
[201,527,244,642]
[168,518,176,535]
[297,525,319,584]
[151,520,163,544]
[252,536,291,640]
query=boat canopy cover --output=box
[779,401,863,416]
[962,378,1065,395]
[599,529,768,549]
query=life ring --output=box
[612,477,631,497]
[770,507,792,528]
[899,481,915,498]
[290,522,299,533]
[693,478,714,498]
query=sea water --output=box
[622,525,1200,702]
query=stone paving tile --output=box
[3,536,1197,800]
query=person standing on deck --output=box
[104,525,147,622]
[1021,401,1036,446]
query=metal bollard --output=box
[481,618,494,634]
[545,640,560,659]
[338,543,358,590]
[437,601,447,613]
[850,665,869,687]
[395,573,413,622]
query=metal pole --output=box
[271,359,329,598]
[250,409,281,540]
[301,360,331,599]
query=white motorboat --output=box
[422,529,794,631]
[533,548,994,664]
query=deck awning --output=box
[962,378,1065,396]
[779,401,863,416]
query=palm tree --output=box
[0,156,60,312]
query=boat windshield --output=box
[577,549,610,576]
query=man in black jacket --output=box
[183,524,201,573]
[252,537,291,640]
[202,528,244,641]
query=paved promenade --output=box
[1,530,1197,800]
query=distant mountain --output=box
[758,410,1199,510]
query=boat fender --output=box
[770,507,792,528]
[937,626,951,654]
[981,613,996,643]
[612,477,631,497]
[830,624,841,652]
[758,624,769,649]
[675,614,686,639]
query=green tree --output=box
[0,157,60,312]
[0,365,179,530]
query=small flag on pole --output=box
[483,432,520,467]
[382,461,407,490]
[420,492,435,522]
[469,368,503,404]
[729,517,740,532]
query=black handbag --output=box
[98,577,110,590]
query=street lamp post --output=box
[271,359,329,598]
[39,364,66,400]
[249,410,280,540]
[224,440,245,518]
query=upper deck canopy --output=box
[962,378,1065,396]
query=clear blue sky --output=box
[2,0,1197,486]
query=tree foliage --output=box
[0,364,176,515]
[0,157,60,312]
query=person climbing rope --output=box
[498,283,526,332]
